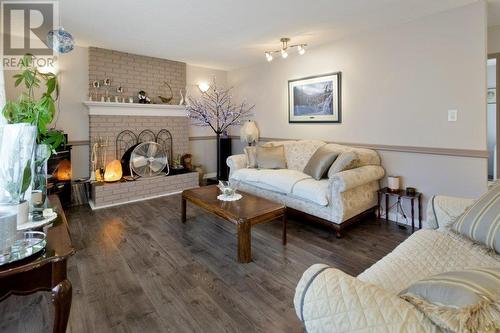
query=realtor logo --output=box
[1,1,59,69]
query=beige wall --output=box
[488,25,500,54]
[228,2,488,217]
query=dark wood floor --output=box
[0,194,411,333]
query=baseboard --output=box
[382,210,426,228]
[88,190,185,210]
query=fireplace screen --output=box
[114,129,173,180]
[115,129,173,163]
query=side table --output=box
[377,187,422,231]
[0,195,75,332]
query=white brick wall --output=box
[91,172,199,208]
[88,47,186,105]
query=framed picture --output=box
[288,72,341,123]
[488,88,496,104]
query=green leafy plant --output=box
[2,54,65,151]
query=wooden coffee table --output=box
[181,185,286,263]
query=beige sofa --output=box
[293,194,500,332]
[226,140,385,237]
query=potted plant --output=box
[1,54,65,224]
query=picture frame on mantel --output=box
[288,72,341,123]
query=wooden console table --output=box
[0,195,75,333]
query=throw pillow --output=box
[244,146,257,168]
[399,267,500,333]
[327,151,359,178]
[303,146,339,180]
[256,145,286,169]
[451,184,500,253]
[244,143,273,168]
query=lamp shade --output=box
[240,120,259,144]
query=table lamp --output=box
[240,120,259,146]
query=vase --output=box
[16,200,29,226]
[31,144,51,209]
[0,124,37,204]
[179,89,185,105]
[0,204,17,255]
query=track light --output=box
[264,38,307,62]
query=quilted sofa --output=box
[293,194,500,332]
[227,140,384,236]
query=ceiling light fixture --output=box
[265,38,307,62]
[265,52,273,62]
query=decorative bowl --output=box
[217,181,235,197]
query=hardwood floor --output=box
[0,194,411,333]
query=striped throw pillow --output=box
[399,267,500,333]
[452,184,500,253]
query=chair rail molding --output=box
[230,136,488,159]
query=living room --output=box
[0,1,499,332]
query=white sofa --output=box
[293,195,500,332]
[227,140,385,237]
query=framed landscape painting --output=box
[288,72,341,123]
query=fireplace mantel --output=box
[83,101,187,117]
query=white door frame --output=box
[488,53,500,179]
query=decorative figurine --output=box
[103,78,111,102]
[138,90,151,104]
[116,86,124,103]
[179,88,186,106]
[181,154,193,170]
[91,80,100,101]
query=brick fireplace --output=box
[84,102,198,209]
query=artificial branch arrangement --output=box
[186,80,254,136]
[186,79,254,179]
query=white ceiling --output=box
[61,0,483,70]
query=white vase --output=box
[0,123,37,204]
[16,200,29,226]
[179,88,185,105]
[0,204,17,254]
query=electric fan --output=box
[129,142,169,177]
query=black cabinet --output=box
[218,137,232,181]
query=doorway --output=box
[487,54,500,181]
